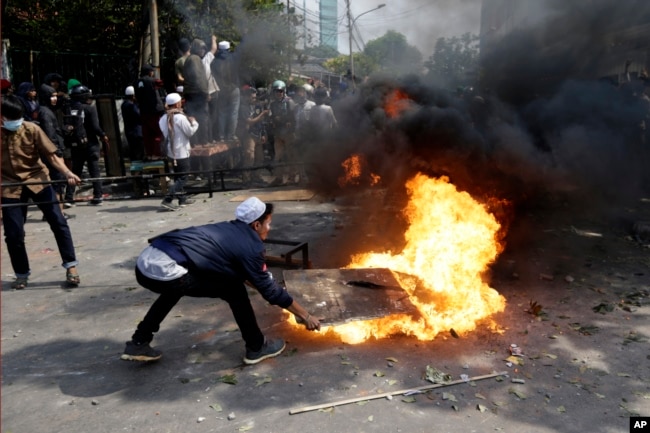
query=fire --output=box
[338,153,381,187]
[384,89,412,118]
[312,173,507,344]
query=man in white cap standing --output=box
[212,40,240,142]
[121,196,321,364]
[121,85,144,161]
[159,92,199,210]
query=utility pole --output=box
[288,0,292,78]
[346,0,354,90]
[347,3,386,91]
[149,0,160,78]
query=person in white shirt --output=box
[202,35,220,142]
[158,93,199,211]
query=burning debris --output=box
[285,173,507,344]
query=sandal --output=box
[66,271,80,287]
[11,277,28,290]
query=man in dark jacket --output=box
[121,85,144,161]
[182,38,210,144]
[37,83,71,216]
[134,65,164,159]
[63,84,109,206]
[212,40,240,142]
[121,197,321,364]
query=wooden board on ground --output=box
[283,268,420,326]
[229,189,315,202]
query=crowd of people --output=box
[127,36,339,193]
[1,58,326,363]
[1,35,340,212]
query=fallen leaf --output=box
[545,353,558,359]
[508,388,527,400]
[505,355,525,365]
[209,403,222,412]
[387,379,398,386]
[216,374,238,385]
[374,371,385,377]
[256,376,272,386]
[442,392,457,402]
[452,405,459,411]
[238,425,253,432]
[356,401,369,406]
[385,357,399,363]
[368,415,374,422]
[425,366,452,383]
[318,407,334,413]
[592,303,615,314]
[477,404,489,412]
[617,373,631,377]
[475,393,486,400]
[557,405,566,413]
[401,396,417,403]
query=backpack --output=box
[62,103,88,148]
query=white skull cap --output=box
[235,197,266,224]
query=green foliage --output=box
[2,0,147,54]
[363,30,423,75]
[2,0,300,84]
[424,32,479,88]
[303,45,340,59]
[324,53,376,77]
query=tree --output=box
[2,0,147,54]
[364,30,422,75]
[303,45,340,60]
[1,0,302,88]
[424,32,479,89]
[324,52,376,77]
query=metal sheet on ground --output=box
[283,268,420,325]
[229,189,315,202]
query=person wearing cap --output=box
[212,40,241,142]
[1,78,14,95]
[121,85,144,161]
[158,92,199,210]
[134,64,165,159]
[121,196,321,363]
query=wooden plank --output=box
[229,189,315,202]
[289,371,509,415]
[282,268,420,326]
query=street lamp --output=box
[347,2,386,90]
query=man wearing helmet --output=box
[63,84,109,206]
[268,80,296,183]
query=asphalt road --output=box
[2,187,649,433]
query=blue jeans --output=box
[217,87,240,141]
[132,266,265,351]
[65,143,103,201]
[164,157,190,202]
[1,186,78,278]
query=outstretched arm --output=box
[285,300,321,331]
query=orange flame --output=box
[338,153,381,187]
[294,173,507,344]
[384,89,412,118]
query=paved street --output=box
[2,186,649,433]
